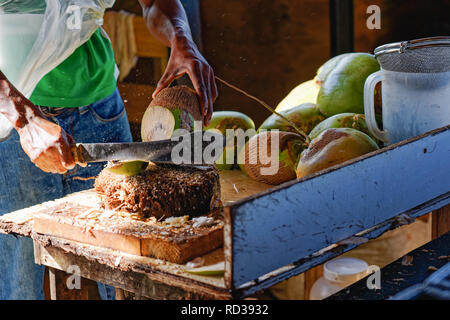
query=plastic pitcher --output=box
[364,37,450,144]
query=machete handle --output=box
[71,144,87,167]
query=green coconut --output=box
[317,53,380,117]
[314,53,353,86]
[309,113,377,142]
[297,128,379,179]
[258,103,325,135]
[106,161,147,176]
[204,111,256,170]
[275,80,321,112]
[204,111,255,134]
[185,262,225,276]
[275,54,355,113]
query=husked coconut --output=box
[95,163,220,219]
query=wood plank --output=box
[33,235,230,299]
[31,191,224,264]
[304,265,323,300]
[226,126,450,288]
[43,266,101,300]
[0,204,46,237]
[432,205,450,239]
[219,170,272,204]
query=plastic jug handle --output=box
[364,71,389,143]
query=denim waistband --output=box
[38,106,76,118]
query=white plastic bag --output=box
[0,0,114,138]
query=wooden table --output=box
[0,171,272,300]
[0,127,449,300]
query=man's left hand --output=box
[152,36,218,126]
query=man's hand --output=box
[17,117,76,174]
[153,36,218,125]
[0,74,76,174]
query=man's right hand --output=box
[0,73,76,174]
[17,116,76,174]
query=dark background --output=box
[112,0,450,127]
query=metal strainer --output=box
[374,36,450,73]
[365,36,450,144]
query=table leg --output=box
[304,265,323,300]
[432,204,450,239]
[48,267,57,300]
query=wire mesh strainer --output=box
[374,36,450,73]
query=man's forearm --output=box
[138,0,217,124]
[0,71,43,130]
[139,0,193,48]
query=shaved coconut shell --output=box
[149,85,203,122]
[185,261,225,276]
[242,131,304,185]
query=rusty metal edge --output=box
[223,206,233,290]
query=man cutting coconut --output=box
[0,0,217,299]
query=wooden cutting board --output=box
[33,171,272,264]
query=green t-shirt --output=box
[30,28,117,108]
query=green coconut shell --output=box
[258,103,325,135]
[309,113,377,142]
[149,85,203,122]
[297,128,379,179]
[204,111,256,170]
[241,131,305,185]
[106,161,147,176]
[317,53,380,117]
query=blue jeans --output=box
[0,88,132,299]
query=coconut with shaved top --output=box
[239,131,305,185]
[141,85,203,142]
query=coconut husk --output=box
[243,131,302,185]
[150,85,203,122]
[95,164,220,219]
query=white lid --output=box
[324,257,368,284]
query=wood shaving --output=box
[162,216,189,228]
[395,213,415,226]
[401,255,414,266]
[114,256,122,267]
[192,216,215,228]
[186,257,205,269]
[72,176,96,181]
[337,236,369,245]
